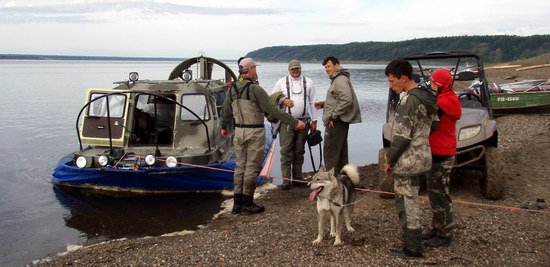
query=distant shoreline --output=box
[0,54,184,61]
[0,54,387,64]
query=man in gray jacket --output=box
[314,56,362,175]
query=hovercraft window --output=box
[88,93,126,118]
[130,94,176,146]
[180,94,210,121]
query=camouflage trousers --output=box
[279,122,308,181]
[233,127,265,196]
[428,156,454,237]
[323,121,349,175]
[394,174,423,254]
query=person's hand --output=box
[383,162,392,174]
[282,98,294,108]
[314,101,324,109]
[310,121,317,132]
[329,119,334,128]
[295,120,306,130]
[221,129,229,137]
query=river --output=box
[0,59,389,265]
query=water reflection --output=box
[52,186,225,244]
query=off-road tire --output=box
[480,147,506,200]
[378,148,394,199]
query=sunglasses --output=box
[290,67,301,70]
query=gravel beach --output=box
[38,115,550,266]
[38,57,550,266]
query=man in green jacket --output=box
[315,56,362,175]
[221,58,305,214]
[383,59,437,258]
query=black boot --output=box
[422,228,438,240]
[392,247,424,259]
[279,180,291,190]
[232,194,242,214]
[242,194,265,214]
[401,228,423,257]
[426,235,452,247]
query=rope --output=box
[354,187,550,215]
[133,154,550,216]
[271,175,550,215]
[156,159,235,173]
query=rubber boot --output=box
[402,228,423,257]
[422,228,438,240]
[280,180,291,190]
[232,193,242,214]
[426,235,452,247]
[242,194,265,214]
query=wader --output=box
[230,81,265,214]
[280,76,309,186]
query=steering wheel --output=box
[168,56,237,83]
[457,91,482,102]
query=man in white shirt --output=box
[271,59,318,190]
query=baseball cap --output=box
[288,59,301,70]
[239,58,259,71]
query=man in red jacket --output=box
[423,69,462,247]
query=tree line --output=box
[245,35,550,63]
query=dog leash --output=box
[326,174,393,208]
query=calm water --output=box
[0,60,389,265]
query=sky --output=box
[0,0,548,59]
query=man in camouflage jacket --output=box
[383,59,437,258]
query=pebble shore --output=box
[38,114,550,266]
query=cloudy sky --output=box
[0,0,548,59]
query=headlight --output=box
[182,69,192,81]
[76,156,88,168]
[458,125,481,141]
[145,154,156,166]
[166,156,178,167]
[129,72,139,82]
[98,155,110,167]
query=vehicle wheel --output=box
[378,148,394,199]
[480,147,506,200]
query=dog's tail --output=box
[341,164,360,186]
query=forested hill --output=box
[246,35,550,63]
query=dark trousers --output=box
[279,122,308,180]
[323,120,349,174]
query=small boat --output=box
[52,56,274,193]
[469,79,550,115]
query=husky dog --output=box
[308,164,360,245]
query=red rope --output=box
[142,154,550,216]
[271,175,550,215]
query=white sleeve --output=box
[271,77,286,96]
[307,77,318,120]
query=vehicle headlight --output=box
[458,125,482,141]
[166,156,178,167]
[98,155,110,167]
[145,154,156,166]
[76,156,88,168]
